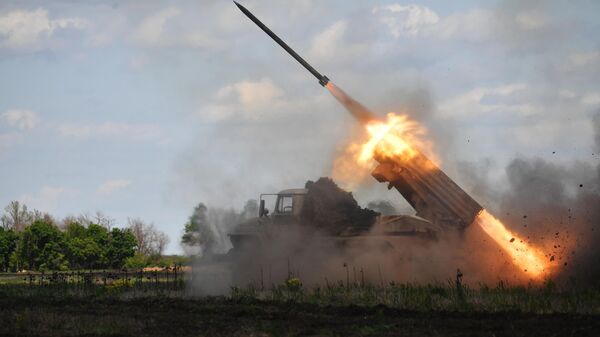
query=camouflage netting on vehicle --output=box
[300,177,378,235]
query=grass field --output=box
[1,272,599,336]
[1,296,598,337]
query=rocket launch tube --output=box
[234,1,330,87]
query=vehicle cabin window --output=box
[277,195,293,214]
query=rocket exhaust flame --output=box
[325,82,375,124]
[475,210,549,278]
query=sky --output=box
[0,0,599,254]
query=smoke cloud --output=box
[488,112,600,285]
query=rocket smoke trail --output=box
[234,1,375,124]
[324,82,376,124]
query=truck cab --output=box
[259,188,306,221]
[228,189,307,250]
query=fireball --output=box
[332,112,437,186]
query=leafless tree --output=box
[127,218,170,256]
[153,231,170,256]
[61,212,109,229]
[128,218,148,254]
[76,213,94,226]
[93,211,115,230]
[1,201,32,232]
[60,215,78,229]
[29,209,54,224]
[30,209,43,222]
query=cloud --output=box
[581,93,600,106]
[433,9,493,41]
[0,132,21,152]
[1,109,38,130]
[559,51,600,74]
[132,7,180,46]
[372,4,496,42]
[307,20,369,64]
[567,51,600,68]
[439,84,534,118]
[217,78,284,110]
[372,4,439,38]
[0,8,86,51]
[19,186,74,212]
[57,122,164,142]
[514,11,547,30]
[373,4,496,42]
[559,90,577,99]
[372,3,557,45]
[200,78,290,121]
[309,20,347,60]
[131,7,220,50]
[97,179,132,195]
[508,117,590,150]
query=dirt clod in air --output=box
[301,177,378,235]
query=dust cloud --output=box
[187,178,536,295]
[188,219,537,295]
[492,112,600,286]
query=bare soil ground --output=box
[1,297,598,337]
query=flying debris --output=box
[234,1,330,87]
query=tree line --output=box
[0,201,171,272]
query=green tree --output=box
[65,222,106,269]
[106,228,137,269]
[63,222,138,270]
[17,220,69,271]
[181,203,215,253]
[67,237,103,269]
[123,253,148,269]
[87,224,110,245]
[64,222,86,239]
[38,241,69,271]
[0,227,18,271]
[86,224,110,266]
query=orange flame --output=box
[475,210,550,278]
[359,113,423,163]
[332,113,436,187]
